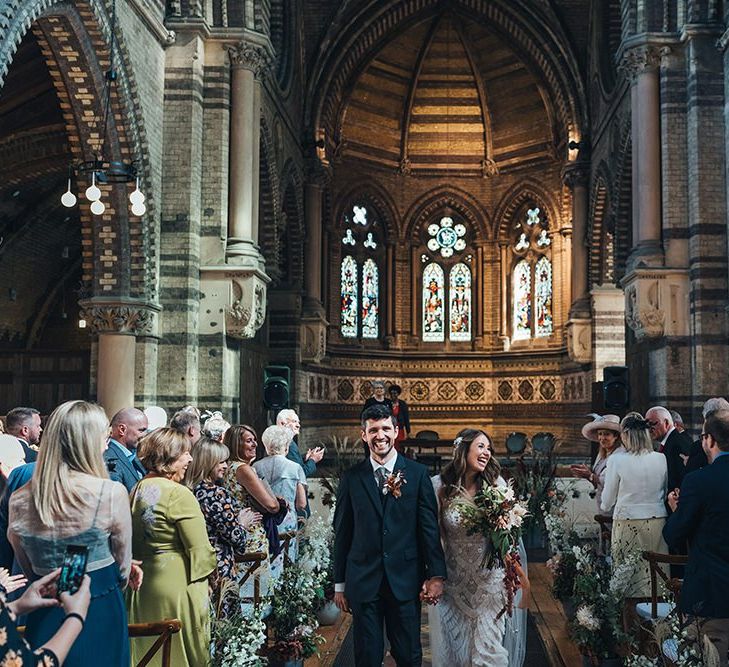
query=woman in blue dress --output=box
[8,400,132,666]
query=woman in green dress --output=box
[127,427,217,666]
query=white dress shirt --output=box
[600,450,668,519]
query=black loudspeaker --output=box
[603,366,629,411]
[263,365,290,410]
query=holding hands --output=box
[420,577,444,605]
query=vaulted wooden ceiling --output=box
[340,14,554,176]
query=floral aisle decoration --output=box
[453,480,529,617]
[211,580,267,667]
[299,509,336,610]
[543,493,582,602]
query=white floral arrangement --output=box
[576,604,601,631]
[213,606,266,667]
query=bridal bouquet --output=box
[454,480,529,617]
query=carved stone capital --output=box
[299,315,328,364]
[200,266,270,340]
[481,157,499,178]
[562,162,590,189]
[226,42,271,78]
[618,45,663,82]
[565,317,592,364]
[79,299,161,336]
[621,268,689,341]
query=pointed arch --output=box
[258,118,282,283]
[404,186,491,241]
[494,180,562,240]
[588,162,613,287]
[334,180,400,240]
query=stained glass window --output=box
[535,256,553,337]
[449,263,471,341]
[512,260,531,341]
[361,259,379,339]
[422,263,445,342]
[340,256,358,338]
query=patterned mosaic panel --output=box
[437,380,457,401]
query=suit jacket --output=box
[104,440,142,492]
[0,462,35,571]
[662,428,694,492]
[16,439,37,464]
[663,455,729,618]
[286,440,315,478]
[334,454,446,603]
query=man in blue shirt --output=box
[104,407,149,492]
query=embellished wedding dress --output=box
[429,475,511,667]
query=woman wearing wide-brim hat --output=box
[570,414,624,517]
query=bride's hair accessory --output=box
[622,415,651,431]
[453,436,463,448]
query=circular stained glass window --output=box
[427,216,467,258]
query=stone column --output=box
[226,42,269,267]
[385,242,395,341]
[621,45,664,267]
[563,162,590,316]
[498,241,509,349]
[475,244,485,343]
[79,299,160,418]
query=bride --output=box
[429,429,529,667]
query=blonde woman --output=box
[127,428,216,666]
[185,437,261,617]
[601,412,669,596]
[222,425,278,612]
[8,400,132,667]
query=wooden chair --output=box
[128,619,182,667]
[594,514,612,554]
[235,550,268,607]
[638,551,687,622]
[278,530,297,568]
[18,619,182,667]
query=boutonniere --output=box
[383,471,407,498]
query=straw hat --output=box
[581,414,621,440]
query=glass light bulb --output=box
[90,199,105,215]
[85,172,101,201]
[131,201,146,217]
[61,189,77,208]
[129,188,145,205]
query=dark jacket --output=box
[391,400,411,434]
[0,463,35,571]
[662,428,694,492]
[663,455,729,618]
[15,440,36,464]
[286,440,314,517]
[334,454,446,603]
[104,440,143,492]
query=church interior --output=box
[1,0,728,453]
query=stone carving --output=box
[399,157,412,175]
[625,281,665,340]
[79,300,159,336]
[226,42,271,78]
[300,318,327,363]
[481,157,499,178]
[566,317,592,364]
[562,162,590,189]
[618,45,663,82]
[540,379,556,400]
[225,274,268,339]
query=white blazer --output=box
[600,450,668,520]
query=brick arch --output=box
[0,0,156,300]
[334,180,400,242]
[403,186,490,241]
[258,119,282,283]
[306,0,585,162]
[588,163,613,287]
[611,123,632,282]
[494,180,561,241]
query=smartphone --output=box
[57,545,89,596]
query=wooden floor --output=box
[307,563,582,667]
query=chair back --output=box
[128,619,182,667]
[505,432,528,455]
[641,550,688,619]
[532,432,556,454]
[415,430,439,440]
[235,550,268,607]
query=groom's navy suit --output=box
[334,454,446,667]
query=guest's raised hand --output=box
[238,508,262,529]
[307,447,325,463]
[0,567,27,594]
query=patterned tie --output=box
[375,466,388,497]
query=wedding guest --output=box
[276,409,323,518]
[8,400,132,667]
[201,411,231,443]
[185,436,261,618]
[104,408,148,492]
[646,405,693,493]
[571,414,624,517]
[0,568,91,666]
[170,407,201,446]
[0,434,26,496]
[222,425,278,611]
[5,406,41,462]
[669,410,685,433]
[254,426,307,564]
[664,408,729,666]
[388,385,411,452]
[601,412,669,597]
[128,427,216,666]
[362,381,392,413]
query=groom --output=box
[334,404,447,666]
